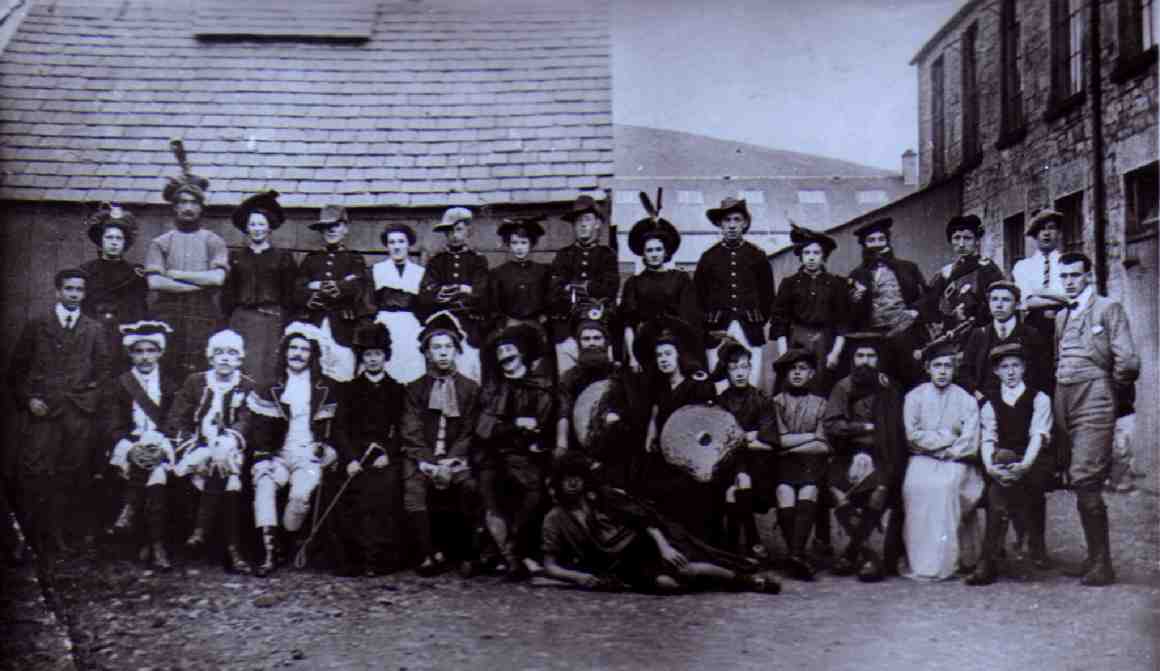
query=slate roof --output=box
[0,0,613,207]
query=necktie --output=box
[64,313,75,329]
[1043,255,1051,289]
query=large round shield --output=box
[573,379,613,449]
[659,405,744,483]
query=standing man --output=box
[847,217,929,388]
[694,197,774,386]
[147,163,229,381]
[418,207,490,383]
[246,323,345,577]
[958,281,1051,398]
[922,214,1005,341]
[1054,253,1139,586]
[1012,209,1070,345]
[8,269,111,567]
[293,205,372,382]
[549,195,619,377]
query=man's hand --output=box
[953,303,969,321]
[458,284,473,295]
[418,461,438,478]
[862,422,876,434]
[606,411,620,425]
[515,417,538,432]
[28,398,48,417]
[320,280,341,298]
[372,455,389,469]
[347,460,363,477]
[825,349,842,370]
[658,542,688,570]
[576,573,602,589]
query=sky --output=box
[612,0,968,172]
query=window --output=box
[797,190,829,226]
[1055,191,1085,252]
[677,190,703,205]
[1124,162,1159,238]
[1051,0,1086,109]
[739,190,766,204]
[1003,212,1026,273]
[931,55,946,179]
[856,190,889,205]
[797,190,827,204]
[961,23,981,166]
[999,0,1025,143]
[613,190,639,205]
[1115,0,1158,81]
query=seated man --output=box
[106,321,178,571]
[169,329,256,575]
[475,323,556,581]
[246,323,345,577]
[541,453,779,595]
[399,312,482,576]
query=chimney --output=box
[901,149,918,186]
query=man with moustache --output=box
[847,217,928,388]
[694,197,775,386]
[246,323,346,577]
[822,332,908,582]
[475,323,556,581]
[923,215,1005,340]
[146,166,229,381]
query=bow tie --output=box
[1067,302,1080,310]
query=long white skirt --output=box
[375,310,425,384]
[902,454,984,581]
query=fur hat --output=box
[351,322,392,358]
[486,322,543,368]
[232,190,285,233]
[120,320,173,351]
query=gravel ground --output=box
[4,482,1157,671]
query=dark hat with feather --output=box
[629,189,681,257]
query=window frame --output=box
[997,0,1026,148]
[1046,0,1088,121]
[1113,0,1159,82]
[931,54,947,180]
[961,22,982,169]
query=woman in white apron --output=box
[372,223,426,383]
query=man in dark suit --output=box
[8,268,112,569]
[959,281,1051,399]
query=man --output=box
[1053,252,1139,586]
[8,269,111,568]
[334,322,406,577]
[1012,209,1070,343]
[293,205,372,382]
[476,323,556,580]
[694,197,774,386]
[549,195,619,377]
[553,317,631,488]
[418,207,490,383]
[105,321,179,571]
[399,312,482,576]
[922,214,1005,340]
[168,329,256,575]
[847,217,928,388]
[822,332,908,582]
[246,323,345,577]
[959,281,1051,398]
[146,165,229,381]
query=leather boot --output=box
[966,510,1007,586]
[1026,492,1051,569]
[787,501,817,581]
[227,544,252,575]
[256,526,278,577]
[186,488,221,551]
[775,507,795,556]
[144,486,171,571]
[882,508,905,577]
[112,485,141,536]
[1077,492,1115,586]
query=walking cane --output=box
[293,443,380,569]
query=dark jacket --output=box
[339,372,406,464]
[921,255,1006,332]
[959,320,1050,397]
[293,246,372,346]
[223,245,298,316]
[693,240,775,346]
[417,248,490,346]
[105,370,180,447]
[399,372,481,464]
[847,252,927,332]
[548,242,619,339]
[244,373,347,464]
[164,371,257,448]
[475,372,556,456]
[488,258,552,326]
[769,267,850,339]
[8,310,111,416]
[79,258,149,328]
[822,373,908,493]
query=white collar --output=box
[248,240,271,254]
[1070,286,1095,313]
[1000,382,1027,405]
[207,370,241,393]
[363,370,386,384]
[132,366,159,384]
[55,303,79,326]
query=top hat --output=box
[351,321,392,355]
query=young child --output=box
[711,340,778,561]
[966,343,1053,585]
[770,349,831,580]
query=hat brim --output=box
[561,206,603,223]
[706,204,751,228]
[309,220,346,231]
[772,349,817,376]
[231,193,285,233]
[628,218,680,257]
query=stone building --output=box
[0,0,613,360]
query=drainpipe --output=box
[1090,0,1108,293]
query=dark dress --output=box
[621,268,703,364]
[769,266,850,393]
[222,245,297,385]
[80,257,149,374]
[717,385,779,511]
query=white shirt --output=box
[992,315,1017,340]
[1011,249,1063,306]
[55,303,80,329]
[1068,285,1095,316]
[980,385,1053,455]
[903,382,980,461]
[130,367,162,434]
[280,369,315,453]
[201,370,241,442]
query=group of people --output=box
[2,161,1141,596]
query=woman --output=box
[371,223,426,383]
[222,190,297,385]
[80,203,149,373]
[486,217,554,381]
[634,317,718,542]
[621,210,701,372]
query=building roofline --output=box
[909,0,983,66]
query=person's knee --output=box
[654,575,680,592]
[798,485,818,501]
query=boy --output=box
[966,343,1053,585]
[770,348,831,580]
[711,340,778,560]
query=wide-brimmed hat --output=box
[853,217,893,242]
[309,204,349,231]
[633,316,699,370]
[1026,209,1064,238]
[561,194,604,223]
[380,223,417,248]
[433,206,473,233]
[497,217,546,245]
[85,202,139,248]
[628,217,681,257]
[945,214,983,242]
[706,197,751,228]
[485,322,544,367]
[772,347,818,377]
[789,222,837,257]
[351,322,392,357]
[232,190,285,233]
